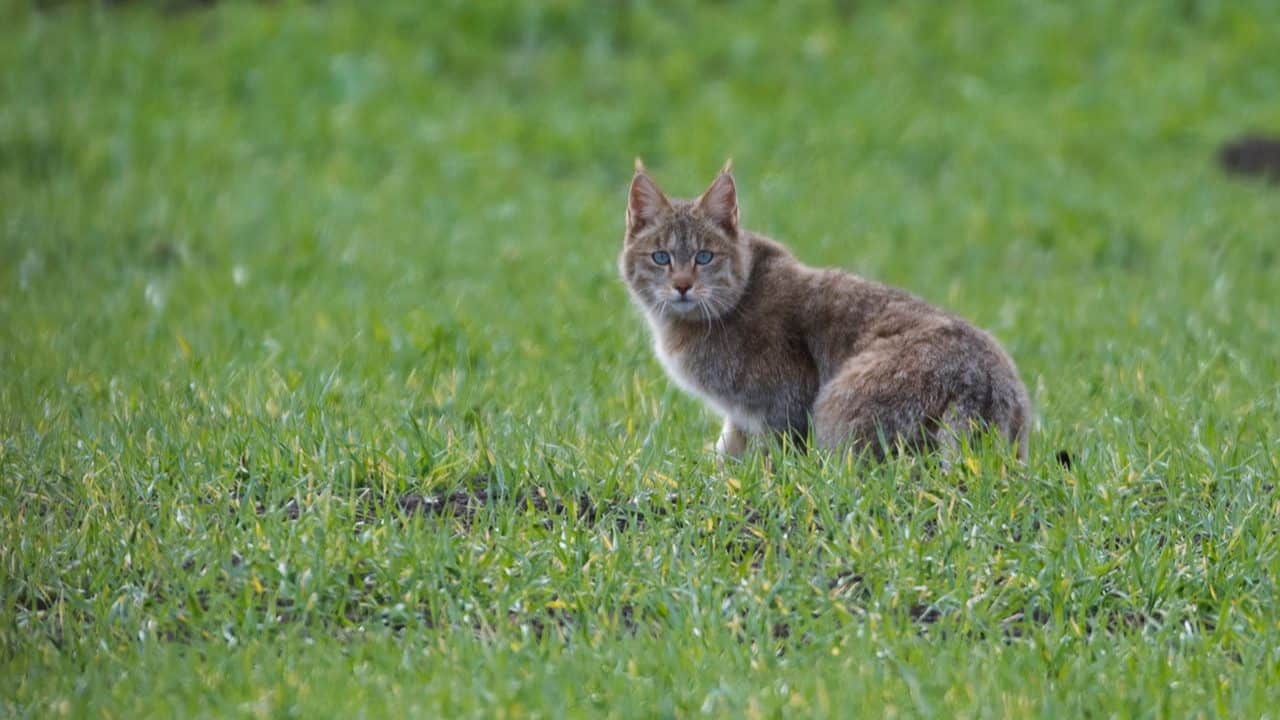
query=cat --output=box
[619,160,1031,462]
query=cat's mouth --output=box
[666,296,701,315]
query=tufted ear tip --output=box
[695,165,740,235]
[626,165,670,235]
[720,157,733,175]
[634,156,647,174]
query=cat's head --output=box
[619,160,752,322]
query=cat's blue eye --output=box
[651,250,671,266]
[694,250,714,265]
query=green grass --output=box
[3,0,1280,716]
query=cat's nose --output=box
[673,281,693,297]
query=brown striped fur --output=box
[619,161,1031,461]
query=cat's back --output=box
[724,235,925,356]
[793,258,1003,379]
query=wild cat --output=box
[619,160,1031,462]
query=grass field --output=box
[4,0,1280,716]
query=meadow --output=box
[3,0,1280,716]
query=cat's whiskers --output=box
[697,297,716,342]
[700,290,732,337]
[713,297,731,337]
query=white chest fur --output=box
[648,318,767,435]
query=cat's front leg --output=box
[716,419,749,460]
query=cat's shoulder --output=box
[743,232,794,262]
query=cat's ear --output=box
[627,159,671,236]
[695,160,739,236]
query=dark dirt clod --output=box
[397,489,490,519]
[388,476,676,534]
[1055,449,1074,469]
[148,242,181,267]
[1000,608,1054,638]
[1104,609,1163,633]
[909,603,943,624]
[14,590,55,613]
[828,569,867,599]
[1218,135,1280,183]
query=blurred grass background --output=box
[3,0,1280,716]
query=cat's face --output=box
[619,163,751,321]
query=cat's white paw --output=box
[716,422,748,459]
